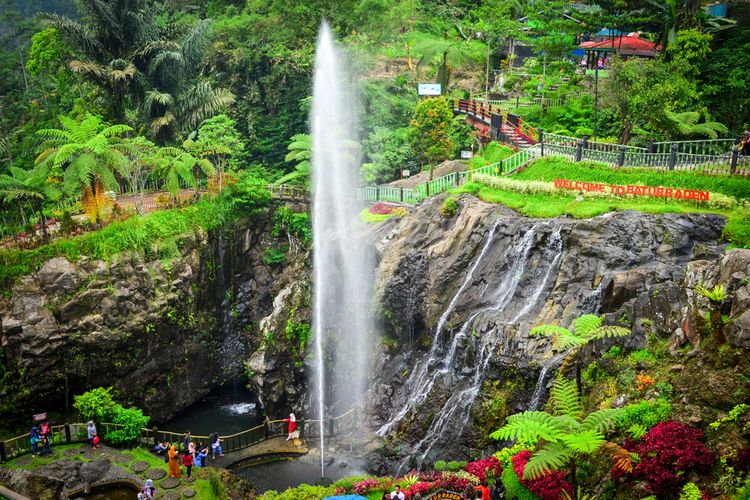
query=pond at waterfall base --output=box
[158,383,262,436]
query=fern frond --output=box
[522,441,573,480]
[581,408,622,433]
[559,430,605,453]
[490,411,564,442]
[584,325,631,342]
[550,378,584,420]
[530,324,571,338]
[573,314,602,336]
[601,442,635,474]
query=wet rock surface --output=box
[368,194,728,468]
[0,210,311,423]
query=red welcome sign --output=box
[553,179,709,201]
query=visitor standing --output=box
[183,431,191,451]
[168,445,181,478]
[391,485,406,500]
[211,434,223,459]
[39,434,51,456]
[475,482,490,499]
[188,440,196,460]
[30,425,40,457]
[182,449,194,481]
[87,421,97,450]
[140,479,156,499]
[741,130,750,156]
[490,480,504,500]
[285,413,297,441]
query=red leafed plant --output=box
[405,481,433,499]
[512,451,573,500]
[432,474,470,492]
[465,456,502,482]
[369,203,395,215]
[353,478,380,495]
[623,421,714,496]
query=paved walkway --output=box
[210,436,309,468]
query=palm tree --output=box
[530,314,630,395]
[491,378,627,496]
[141,20,235,144]
[155,147,213,205]
[35,114,132,225]
[275,133,312,187]
[47,0,152,122]
[0,165,59,245]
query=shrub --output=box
[225,175,272,212]
[619,399,672,429]
[446,460,461,471]
[73,387,119,422]
[627,421,714,496]
[259,484,337,500]
[442,470,480,486]
[434,460,447,472]
[512,451,573,500]
[263,246,288,266]
[106,407,149,447]
[679,482,703,500]
[465,456,502,482]
[500,464,536,500]
[440,196,459,217]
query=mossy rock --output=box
[64,448,85,457]
[131,460,149,473]
[160,477,181,489]
[162,493,181,500]
[183,488,196,498]
[14,456,33,465]
[146,468,166,480]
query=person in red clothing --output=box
[285,413,297,441]
[474,482,490,500]
[182,449,194,481]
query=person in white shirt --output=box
[390,485,406,500]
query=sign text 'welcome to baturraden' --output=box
[553,179,709,201]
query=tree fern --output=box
[551,378,584,420]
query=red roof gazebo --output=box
[580,35,662,57]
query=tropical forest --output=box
[1,0,750,499]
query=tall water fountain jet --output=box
[311,23,374,477]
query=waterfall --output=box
[383,223,565,468]
[528,351,568,411]
[311,23,372,478]
[377,221,501,438]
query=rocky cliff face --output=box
[0,210,311,427]
[366,194,734,471]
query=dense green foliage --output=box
[74,387,150,446]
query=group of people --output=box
[29,420,52,457]
[138,479,156,500]
[86,421,100,450]
[153,430,225,480]
[383,481,501,500]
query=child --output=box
[182,449,194,481]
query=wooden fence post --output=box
[0,441,6,462]
[668,143,678,171]
[64,424,71,443]
[539,129,545,157]
[375,186,380,202]
[617,145,627,168]
[731,146,739,174]
[575,140,584,162]
[400,187,404,203]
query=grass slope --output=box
[0,198,238,293]
[455,157,750,248]
[515,157,750,200]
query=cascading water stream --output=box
[528,351,569,411]
[311,23,373,478]
[377,221,502,437]
[384,223,565,469]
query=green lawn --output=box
[514,157,750,200]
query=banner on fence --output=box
[553,179,709,201]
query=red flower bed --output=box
[512,451,573,500]
[405,481,433,499]
[353,478,380,495]
[369,203,395,215]
[432,474,470,492]
[465,456,502,482]
[622,421,714,497]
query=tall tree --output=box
[35,114,131,224]
[0,164,59,244]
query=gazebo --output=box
[579,34,662,68]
